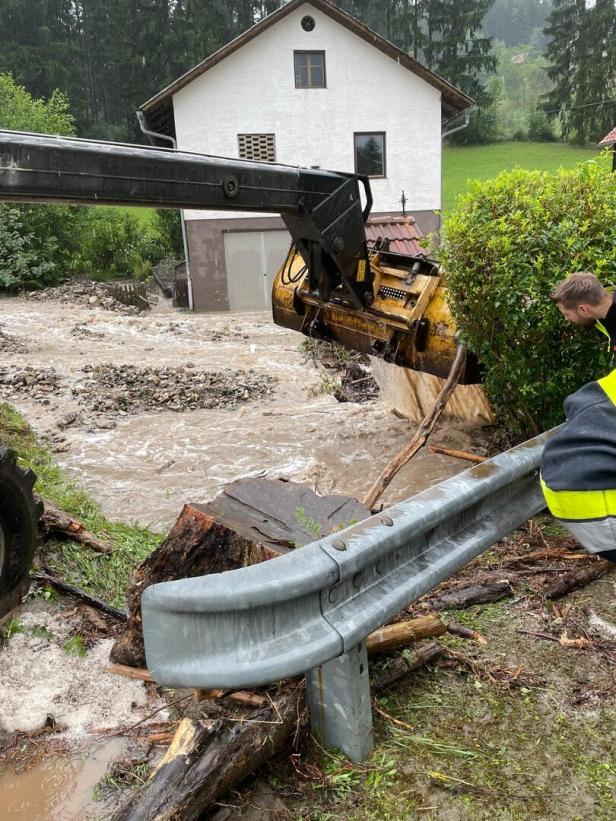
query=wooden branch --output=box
[541,559,613,600]
[107,664,154,682]
[366,614,447,656]
[32,571,127,621]
[40,500,114,554]
[113,686,303,821]
[428,580,512,611]
[446,621,488,644]
[363,342,468,510]
[429,444,487,463]
[373,641,446,691]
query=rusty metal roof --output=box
[365,216,426,257]
[599,127,616,146]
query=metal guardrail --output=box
[142,428,555,761]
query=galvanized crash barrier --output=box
[142,428,555,761]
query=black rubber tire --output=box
[0,447,41,619]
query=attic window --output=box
[294,51,326,88]
[238,133,276,162]
[301,15,316,31]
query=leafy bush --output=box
[155,209,184,258]
[440,158,616,440]
[527,109,556,142]
[76,208,157,281]
[0,206,55,290]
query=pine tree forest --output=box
[0,1,614,145]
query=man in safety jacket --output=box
[541,276,616,563]
[550,271,616,366]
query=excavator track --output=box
[0,447,41,619]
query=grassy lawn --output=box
[0,402,160,607]
[442,141,605,213]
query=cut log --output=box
[111,478,369,668]
[542,559,613,600]
[113,686,303,821]
[39,500,114,554]
[366,614,447,656]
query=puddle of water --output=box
[0,738,126,820]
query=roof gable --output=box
[141,0,473,138]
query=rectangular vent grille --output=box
[378,287,408,301]
[238,133,276,162]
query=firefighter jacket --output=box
[540,368,616,553]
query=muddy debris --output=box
[27,280,147,315]
[301,338,379,403]
[74,364,276,414]
[71,323,105,340]
[0,365,62,403]
[0,325,28,354]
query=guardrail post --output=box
[306,641,373,763]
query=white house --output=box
[140,0,472,312]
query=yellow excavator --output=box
[0,129,475,616]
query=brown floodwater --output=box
[0,295,489,530]
[0,739,127,819]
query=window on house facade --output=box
[238,133,276,162]
[294,51,326,88]
[354,132,386,178]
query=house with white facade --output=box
[140,0,473,312]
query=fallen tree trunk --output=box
[113,685,303,821]
[39,500,114,554]
[363,342,468,510]
[111,478,369,668]
[542,559,613,600]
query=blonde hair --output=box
[550,272,607,308]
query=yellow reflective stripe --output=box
[595,320,611,352]
[541,478,616,520]
[598,368,616,404]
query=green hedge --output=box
[440,157,616,440]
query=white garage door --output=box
[223,230,291,311]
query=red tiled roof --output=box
[365,215,426,256]
[599,127,616,146]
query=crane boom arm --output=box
[0,130,373,308]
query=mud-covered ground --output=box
[0,294,488,530]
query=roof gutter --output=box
[136,110,194,310]
[441,108,474,140]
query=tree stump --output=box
[110,477,370,668]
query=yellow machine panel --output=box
[272,246,476,383]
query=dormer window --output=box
[294,51,326,88]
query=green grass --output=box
[1,402,160,607]
[442,141,606,213]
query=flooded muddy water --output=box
[0,738,126,820]
[0,295,490,530]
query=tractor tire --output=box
[0,447,41,619]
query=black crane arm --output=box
[0,130,374,309]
